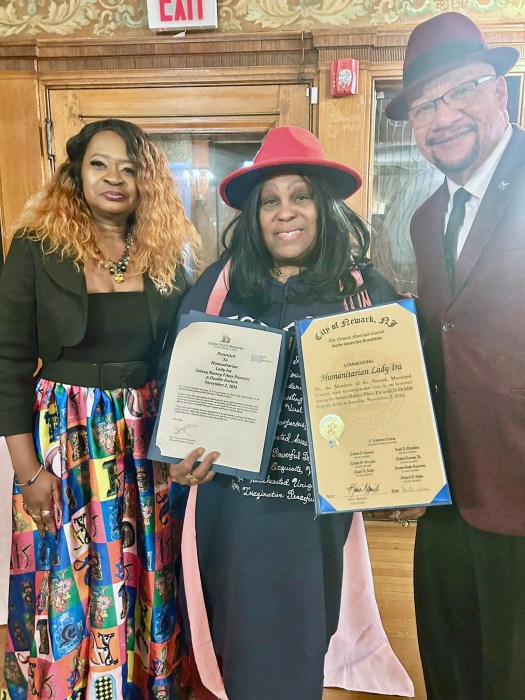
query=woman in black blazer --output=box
[0,119,199,700]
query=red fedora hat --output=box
[219,126,362,210]
[385,12,519,121]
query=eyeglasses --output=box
[407,75,496,128]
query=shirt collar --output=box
[446,124,513,202]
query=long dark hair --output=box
[221,174,370,308]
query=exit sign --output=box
[146,0,218,30]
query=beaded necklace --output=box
[96,230,133,284]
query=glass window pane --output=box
[370,85,443,295]
[150,133,262,273]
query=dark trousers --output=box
[414,505,525,700]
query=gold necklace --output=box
[272,267,290,282]
[95,231,133,284]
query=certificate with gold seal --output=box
[296,299,450,515]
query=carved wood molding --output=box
[0,31,319,74]
[1,25,523,75]
[312,24,525,66]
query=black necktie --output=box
[443,187,471,292]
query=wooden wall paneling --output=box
[46,89,83,167]
[278,83,315,131]
[69,84,283,118]
[0,74,45,250]
[0,33,318,75]
[318,62,373,220]
[39,65,318,90]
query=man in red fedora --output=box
[385,12,525,700]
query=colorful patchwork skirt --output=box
[2,379,182,700]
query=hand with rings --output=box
[169,446,221,487]
[20,467,62,535]
[390,509,411,527]
[23,502,56,534]
[389,506,427,527]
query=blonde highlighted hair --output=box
[16,119,200,291]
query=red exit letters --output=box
[159,0,204,21]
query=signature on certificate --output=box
[172,424,197,438]
[347,482,380,497]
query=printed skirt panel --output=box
[2,379,182,700]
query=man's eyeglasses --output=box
[407,75,496,128]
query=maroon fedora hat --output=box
[385,12,519,121]
[219,126,362,210]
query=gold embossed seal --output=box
[319,414,345,447]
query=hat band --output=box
[404,39,488,88]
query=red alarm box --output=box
[330,58,359,97]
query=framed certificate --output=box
[149,312,292,480]
[296,299,451,515]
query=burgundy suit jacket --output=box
[411,126,525,536]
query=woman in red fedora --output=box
[167,126,403,700]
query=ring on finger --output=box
[23,502,34,516]
[391,509,410,527]
[188,472,201,485]
[32,514,43,522]
[41,510,52,517]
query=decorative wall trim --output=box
[1,23,522,76]
[0,31,320,74]
[0,0,524,40]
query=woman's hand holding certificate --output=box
[168,447,220,487]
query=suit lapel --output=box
[455,128,525,293]
[418,183,454,314]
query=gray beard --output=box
[431,131,481,177]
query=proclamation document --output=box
[296,299,450,515]
[150,312,291,480]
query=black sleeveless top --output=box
[61,292,155,365]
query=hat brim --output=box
[219,158,362,210]
[385,46,519,121]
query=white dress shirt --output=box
[445,124,513,256]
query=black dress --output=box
[175,260,398,700]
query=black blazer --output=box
[0,235,188,436]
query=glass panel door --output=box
[370,84,442,295]
[151,133,262,272]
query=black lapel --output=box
[144,274,163,342]
[41,245,86,296]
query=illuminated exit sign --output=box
[146,0,218,30]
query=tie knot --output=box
[452,187,471,208]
